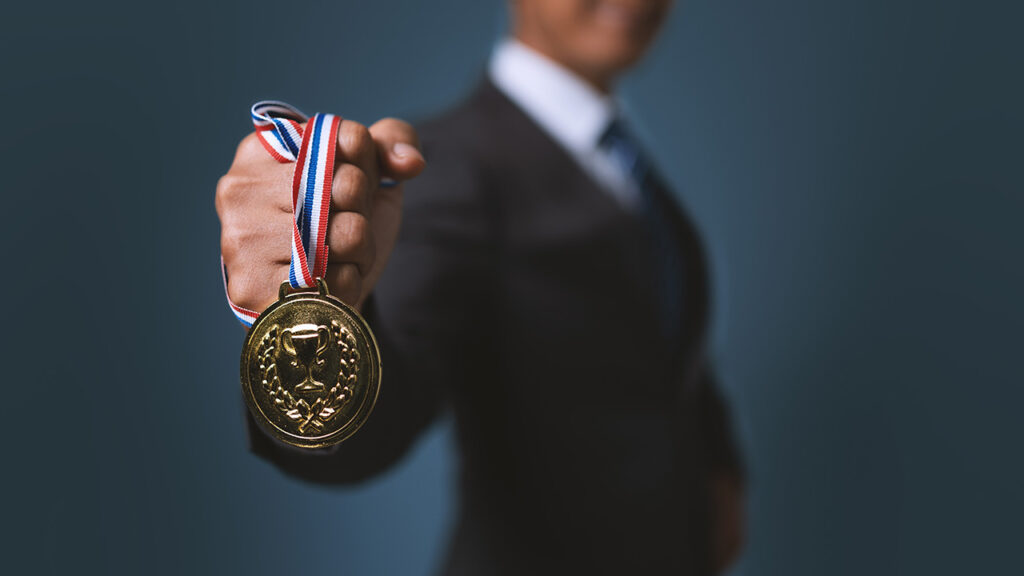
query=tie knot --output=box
[600,117,648,182]
[599,117,630,150]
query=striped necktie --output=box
[600,118,683,342]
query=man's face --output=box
[515,0,672,86]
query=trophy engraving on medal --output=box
[280,324,331,393]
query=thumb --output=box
[368,117,426,183]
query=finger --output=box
[326,211,375,276]
[231,130,285,172]
[324,263,363,308]
[220,210,293,266]
[226,262,290,313]
[330,162,371,214]
[368,117,425,182]
[221,137,296,215]
[336,119,379,188]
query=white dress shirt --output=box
[488,38,641,209]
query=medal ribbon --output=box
[222,101,341,327]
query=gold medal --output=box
[240,279,381,449]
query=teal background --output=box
[4,1,1023,574]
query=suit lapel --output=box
[473,78,708,365]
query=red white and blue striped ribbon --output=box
[222,100,340,327]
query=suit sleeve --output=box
[244,132,496,485]
[696,363,745,481]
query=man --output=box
[217,0,744,573]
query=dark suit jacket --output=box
[246,78,743,575]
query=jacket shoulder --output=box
[416,80,507,151]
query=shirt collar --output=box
[488,38,616,156]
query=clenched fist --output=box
[216,117,425,316]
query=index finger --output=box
[335,119,379,190]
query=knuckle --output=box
[331,264,362,305]
[219,225,246,260]
[215,173,245,215]
[364,230,376,261]
[362,233,376,274]
[340,212,370,250]
[226,272,256,308]
[236,131,263,158]
[342,122,372,155]
[343,282,362,306]
[214,178,227,216]
[381,117,419,144]
[334,164,369,206]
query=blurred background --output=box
[4,0,1022,574]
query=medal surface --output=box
[241,280,381,449]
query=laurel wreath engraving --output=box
[257,320,360,434]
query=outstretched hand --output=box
[216,116,425,316]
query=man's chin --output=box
[587,44,653,76]
[592,0,665,41]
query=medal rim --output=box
[240,289,381,449]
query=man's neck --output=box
[513,32,616,94]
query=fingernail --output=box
[393,142,422,161]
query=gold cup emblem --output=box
[280,324,331,393]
